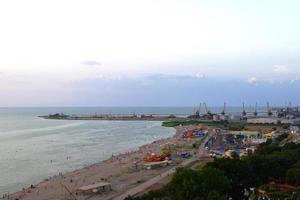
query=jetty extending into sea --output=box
[39,113,184,121]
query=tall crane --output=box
[267,102,272,116]
[254,102,258,117]
[287,102,292,112]
[202,102,213,119]
[204,103,211,115]
[193,107,196,115]
[196,102,202,117]
[221,102,226,116]
[188,103,202,119]
[242,102,247,117]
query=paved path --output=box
[112,157,197,200]
[112,132,214,200]
[199,132,214,158]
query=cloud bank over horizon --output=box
[1,72,299,107]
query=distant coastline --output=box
[38,113,184,121]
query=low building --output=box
[281,118,300,125]
[229,114,241,122]
[247,118,278,124]
[213,114,220,121]
[143,160,171,169]
[77,182,111,194]
[220,115,229,121]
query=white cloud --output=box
[290,77,299,84]
[247,76,258,85]
[0,0,270,74]
[82,61,102,67]
[195,72,206,79]
[272,65,289,73]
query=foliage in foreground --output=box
[126,167,229,200]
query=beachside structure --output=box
[77,182,111,194]
[143,160,171,170]
[229,114,241,122]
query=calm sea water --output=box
[0,106,264,194]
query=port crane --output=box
[254,102,258,117]
[242,102,247,117]
[204,103,212,115]
[267,102,273,116]
[203,102,213,119]
[195,103,202,117]
[188,102,202,119]
[193,107,197,115]
[221,102,226,116]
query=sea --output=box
[0,106,264,195]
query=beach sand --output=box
[4,125,202,200]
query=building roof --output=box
[143,160,169,166]
[231,131,258,135]
[77,182,111,191]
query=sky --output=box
[0,0,299,106]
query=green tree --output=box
[166,168,201,200]
[207,191,226,200]
[197,167,230,199]
[286,161,300,185]
[166,167,230,200]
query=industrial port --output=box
[40,102,300,125]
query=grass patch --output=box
[162,119,291,133]
[162,120,201,127]
[162,120,247,131]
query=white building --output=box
[229,114,241,122]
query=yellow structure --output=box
[231,131,258,135]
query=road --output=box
[199,132,214,158]
[112,132,214,200]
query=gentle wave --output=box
[0,122,85,140]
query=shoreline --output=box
[4,125,188,200]
[2,119,279,199]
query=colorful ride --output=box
[144,153,170,162]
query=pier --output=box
[39,113,185,121]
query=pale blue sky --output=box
[0,0,299,106]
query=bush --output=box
[286,161,300,185]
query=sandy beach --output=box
[4,125,204,200]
